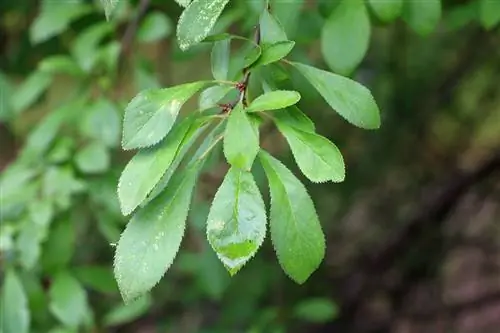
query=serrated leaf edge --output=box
[277,124,346,183]
[206,168,267,276]
[259,151,326,284]
[114,169,198,303]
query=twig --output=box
[118,0,151,69]
[219,24,262,113]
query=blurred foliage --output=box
[1,1,499,333]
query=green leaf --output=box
[259,151,325,283]
[29,200,54,228]
[142,116,213,206]
[252,40,295,67]
[48,137,74,163]
[81,99,121,148]
[368,0,403,22]
[49,273,88,328]
[99,0,119,20]
[75,142,110,174]
[41,220,75,273]
[293,298,339,323]
[199,85,234,109]
[259,9,288,45]
[321,0,370,75]
[207,167,266,274]
[19,103,69,160]
[41,167,85,210]
[38,55,83,76]
[247,90,301,113]
[30,1,90,44]
[73,266,117,294]
[135,63,161,91]
[98,41,120,72]
[290,62,381,129]
[138,12,173,43]
[118,115,196,216]
[71,22,113,72]
[175,0,192,7]
[403,0,441,35]
[211,39,231,80]
[177,0,231,51]
[0,166,37,219]
[0,270,30,333]
[203,32,233,42]
[196,247,230,300]
[16,221,45,270]
[114,166,200,302]
[271,0,304,38]
[0,73,13,121]
[223,104,260,171]
[479,0,500,29]
[103,295,152,327]
[122,81,208,150]
[243,44,263,68]
[273,107,315,132]
[11,71,52,113]
[275,122,345,183]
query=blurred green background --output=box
[1,1,499,333]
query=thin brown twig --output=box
[118,0,151,70]
[220,24,262,113]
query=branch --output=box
[118,0,151,69]
[219,25,261,113]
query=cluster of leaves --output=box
[112,0,381,303]
[1,0,499,332]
